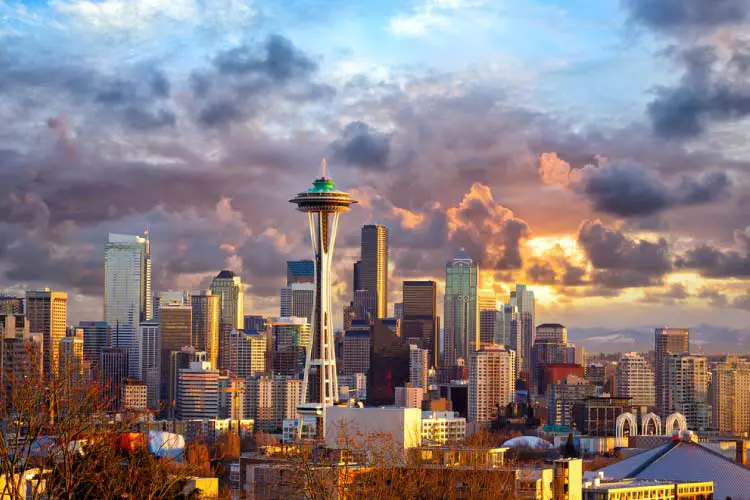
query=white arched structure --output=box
[641,413,662,436]
[616,412,638,440]
[665,413,687,434]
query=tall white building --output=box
[228,329,266,378]
[712,356,750,436]
[280,283,315,325]
[468,346,516,426]
[616,352,655,408]
[104,233,152,379]
[177,361,219,420]
[139,320,160,409]
[409,344,429,391]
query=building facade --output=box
[616,352,655,408]
[210,270,244,370]
[177,361,219,420]
[25,289,67,378]
[468,346,516,426]
[360,224,388,320]
[655,328,690,415]
[712,356,750,435]
[401,281,438,368]
[104,233,151,379]
[191,290,220,369]
[664,354,710,431]
[444,250,479,367]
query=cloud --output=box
[538,153,731,217]
[648,44,750,139]
[578,220,671,288]
[676,226,750,278]
[388,0,489,37]
[330,121,392,169]
[639,282,689,304]
[734,292,750,310]
[624,0,750,34]
[193,35,333,127]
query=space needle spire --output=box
[290,158,357,440]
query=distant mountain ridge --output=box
[569,324,750,355]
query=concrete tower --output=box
[290,160,356,439]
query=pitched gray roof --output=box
[599,441,750,499]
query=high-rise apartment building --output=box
[286,260,314,285]
[138,320,160,409]
[468,346,516,426]
[402,281,439,368]
[191,290,219,368]
[548,375,597,427]
[664,353,710,430]
[655,328,690,415]
[79,321,109,368]
[228,329,266,377]
[104,233,151,379]
[159,303,192,402]
[245,376,302,432]
[210,270,244,370]
[1,330,42,393]
[444,249,479,367]
[497,303,521,374]
[218,375,245,420]
[510,284,535,374]
[177,361,219,420]
[616,352,655,408]
[360,224,388,320]
[712,356,750,436]
[409,344,429,391]
[395,384,424,408]
[26,289,67,378]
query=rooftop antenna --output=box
[321,157,327,179]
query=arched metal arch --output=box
[665,413,687,434]
[641,413,662,436]
[616,412,638,440]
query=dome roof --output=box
[501,436,554,449]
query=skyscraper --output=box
[409,344,429,391]
[290,162,357,438]
[402,280,439,368]
[654,327,689,415]
[191,290,220,368]
[159,303,192,402]
[368,320,410,406]
[104,233,151,379]
[510,284,535,374]
[270,317,310,377]
[177,361,219,420]
[286,260,314,285]
[59,334,84,380]
[138,319,160,409]
[0,296,23,315]
[712,356,750,436]
[663,353,710,430]
[25,289,68,378]
[210,270,244,370]
[280,283,315,324]
[227,329,266,377]
[360,224,388,320]
[101,347,129,410]
[342,321,370,376]
[444,249,479,367]
[616,352,655,408]
[79,321,110,369]
[468,346,516,426]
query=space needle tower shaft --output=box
[290,159,357,440]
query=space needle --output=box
[290,159,357,440]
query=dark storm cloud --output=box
[624,0,750,33]
[330,121,392,169]
[194,34,333,127]
[675,227,750,278]
[214,35,317,81]
[648,44,750,139]
[578,220,671,287]
[581,163,731,217]
[525,259,557,285]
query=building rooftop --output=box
[537,323,565,328]
[597,438,750,499]
[583,478,711,492]
[215,270,236,279]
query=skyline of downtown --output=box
[1,0,750,352]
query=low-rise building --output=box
[421,411,466,445]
